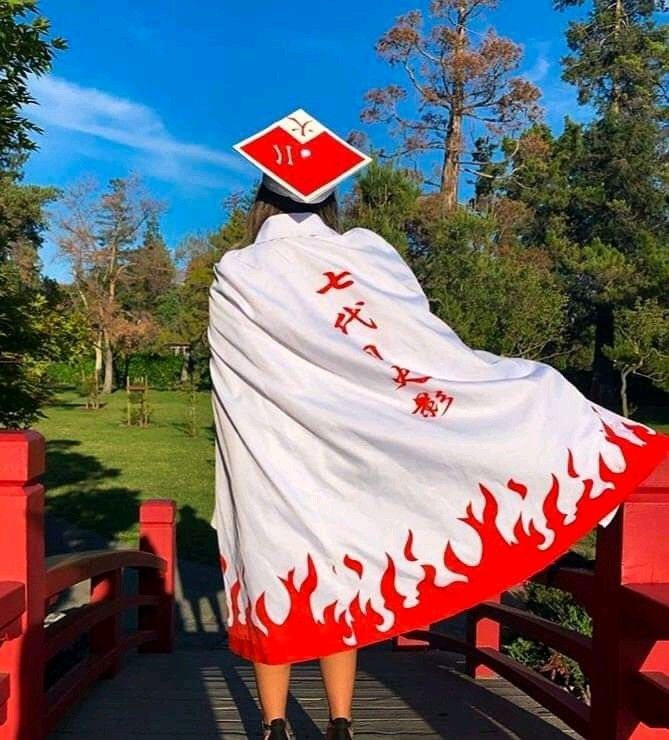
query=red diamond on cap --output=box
[233,109,372,203]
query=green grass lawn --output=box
[37,387,219,563]
[36,390,667,565]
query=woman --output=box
[208,112,669,740]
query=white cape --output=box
[208,212,667,665]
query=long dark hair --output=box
[246,182,340,243]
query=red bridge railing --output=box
[1,427,666,739]
[395,455,669,740]
[0,430,176,740]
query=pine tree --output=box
[361,0,541,210]
[123,215,175,312]
[552,0,668,406]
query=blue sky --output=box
[25,0,588,281]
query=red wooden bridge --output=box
[0,430,667,739]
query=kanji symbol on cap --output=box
[233,109,372,204]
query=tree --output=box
[410,200,568,359]
[556,0,669,117]
[120,215,175,313]
[342,158,422,254]
[550,0,669,405]
[57,175,164,393]
[209,191,252,253]
[156,192,253,381]
[360,0,541,209]
[0,0,67,427]
[604,298,669,417]
[0,0,66,173]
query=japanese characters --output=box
[316,268,455,419]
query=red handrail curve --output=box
[43,542,175,733]
[45,550,165,598]
[0,430,176,740]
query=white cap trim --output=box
[262,173,335,204]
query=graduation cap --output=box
[233,108,372,204]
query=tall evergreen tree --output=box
[552,0,668,405]
[556,0,668,116]
[122,215,175,313]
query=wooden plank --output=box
[0,582,24,635]
[46,551,165,598]
[50,645,581,739]
[477,648,589,738]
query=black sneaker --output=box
[325,716,354,740]
[261,717,293,740]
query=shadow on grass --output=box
[44,439,138,548]
[43,438,226,637]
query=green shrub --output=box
[126,353,184,389]
[504,582,592,702]
[49,352,208,392]
[47,359,96,387]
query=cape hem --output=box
[222,431,669,666]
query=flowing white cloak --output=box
[207,212,668,665]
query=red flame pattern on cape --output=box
[219,421,668,665]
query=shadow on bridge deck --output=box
[46,520,582,740]
[48,629,582,739]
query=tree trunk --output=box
[94,333,103,386]
[589,302,618,408]
[610,0,624,114]
[619,368,630,418]
[102,331,114,394]
[440,2,467,210]
[122,354,131,389]
[441,108,463,210]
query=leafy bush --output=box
[48,359,96,387]
[125,353,184,389]
[505,582,592,702]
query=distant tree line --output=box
[0,0,666,429]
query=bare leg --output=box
[253,661,292,724]
[319,648,357,720]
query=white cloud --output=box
[26,75,247,186]
[523,41,552,85]
[528,54,551,84]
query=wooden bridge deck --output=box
[44,526,583,740]
[49,632,582,739]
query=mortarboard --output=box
[233,108,372,204]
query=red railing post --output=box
[0,430,46,740]
[466,593,502,678]
[590,457,669,740]
[89,570,122,678]
[138,500,176,653]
